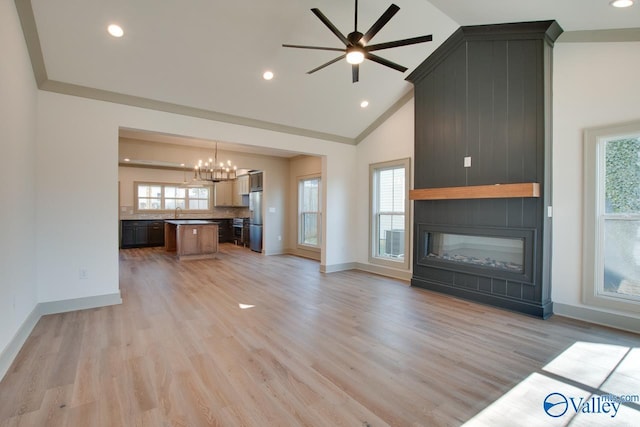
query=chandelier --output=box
[194,142,237,182]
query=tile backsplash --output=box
[119,206,250,220]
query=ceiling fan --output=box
[283,0,432,83]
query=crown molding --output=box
[40,79,355,145]
[558,27,640,43]
[14,0,361,146]
[355,90,414,144]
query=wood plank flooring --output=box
[1,244,639,426]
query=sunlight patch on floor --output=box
[462,342,640,426]
[543,342,629,389]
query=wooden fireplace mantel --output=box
[409,183,540,201]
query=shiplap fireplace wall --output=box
[407,21,563,318]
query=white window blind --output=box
[299,177,321,247]
[370,158,410,270]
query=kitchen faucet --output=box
[174,207,183,219]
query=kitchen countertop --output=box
[164,220,216,226]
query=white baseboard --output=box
[286,247,321,261]
[264,249,285,256]
[320,262,357,273]
[553,302,640,334]
[0,292,122,381]
[319,262,412,281]
[354,262,412,281]
[39,292,122,315]
[0,305,41,381]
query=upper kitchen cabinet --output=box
[233,175,249,207]
[214,181,233,207]
[249,172,263,192]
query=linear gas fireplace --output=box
[407,21,560,318]
[417,225,535,284]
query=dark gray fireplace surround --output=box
[407,21,562,318]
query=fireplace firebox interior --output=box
[426,232,524,273]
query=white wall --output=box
[355,98,415,278]
[0,0,39,373]
[34,90,358,303]
[552,41,640,322]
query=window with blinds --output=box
[583,122,640,313]
[298,177,321,247]
[370,159,410,269]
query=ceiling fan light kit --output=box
[283,0,432,83]
[346,47,365,64]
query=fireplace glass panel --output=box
[427,232,524,273]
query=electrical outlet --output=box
[278,235,282,241]
[464,156,472,168]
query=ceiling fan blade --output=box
[283,44,345,52]
[361,4,400,45]
[352,64,359,83]
[311,8,350,46]
[307,55,346,74]
[366,53,407,73]
[365,35,433,52]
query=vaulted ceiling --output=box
[18,0,640,144]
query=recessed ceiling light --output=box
[610,0,634,7]
[107,24,124,38]
[360,100,369,108]
[123,158,130,162]
[263,71,274,81]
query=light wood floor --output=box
[1,244,639,426]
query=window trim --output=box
[133,181,213,213]
[297,175,321,250]
[369,158,411,270]
[583,120,640,313]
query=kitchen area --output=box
[120,167,264,257]
[118,129,320,260]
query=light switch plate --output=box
[464,156,472,167]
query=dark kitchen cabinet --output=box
[120,220,164,248]
[215,219,233,243]
[148,221,165,246]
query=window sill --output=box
[297,244,320,253]
[368,255,409,270]
[583,292,640,316]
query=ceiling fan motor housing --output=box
[348,31,364,45]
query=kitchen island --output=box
[164,220,219,260]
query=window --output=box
[135,182,211,212]
[369,158,410,269]
[584,121,640,312]
[298,177,321,247]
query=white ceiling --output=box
[23,0,640,144]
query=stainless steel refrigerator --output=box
[249,191,263,252]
